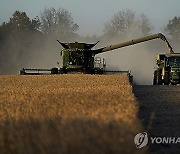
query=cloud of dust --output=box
[0,11,175,86]
[0,32,75,74]
[96,33,169,85]
[0,27,169,85]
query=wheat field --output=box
[0,74,144,154]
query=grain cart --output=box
[20,33,173,83]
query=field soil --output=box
[133,85,180,154]
[0,75,144,154]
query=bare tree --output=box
[40,8,79,38]
[139,13,152,35]
[164,16,180,50]
[104,9,135,36]
[165,16,180,40]
[103,9,152,38]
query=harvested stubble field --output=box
[0,74,144,154]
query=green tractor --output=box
[153,53,180,85]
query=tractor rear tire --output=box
[157,69,162,85]
[171,82,177,85]
[164,72,170,85]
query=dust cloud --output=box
[0,31,171,85]
[0,21,175,85]
[96,35,170,85]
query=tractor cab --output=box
[154,53,180,85]
[166,56,180,67]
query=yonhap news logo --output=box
[134,132,180,149]
[134,132,148,148]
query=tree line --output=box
[0,8,180,74]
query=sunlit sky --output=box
[0,0,180,36]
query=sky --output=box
[0,0,180,36]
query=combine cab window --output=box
[69,51,84,65]
[167,57,180,67]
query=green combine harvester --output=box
[20,33,180,85]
